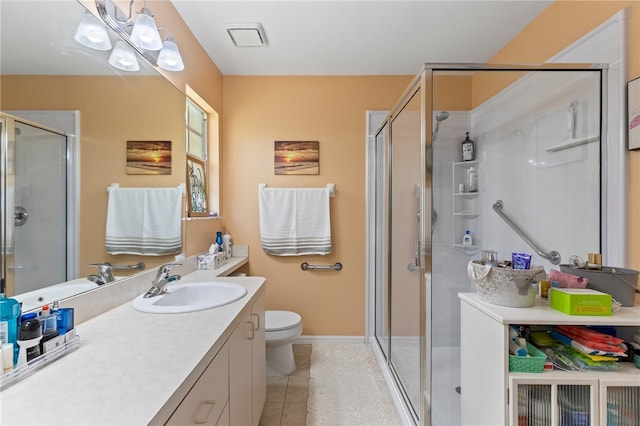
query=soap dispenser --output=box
[461,132,475,162]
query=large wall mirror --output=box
[0,0,188,310]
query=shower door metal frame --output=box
[366,62,612,426]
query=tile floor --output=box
[259,344,312,426]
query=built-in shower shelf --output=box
[454,212,479,218]
[454,192,480,200]
[453,244,481,255]
[453,161,482,253]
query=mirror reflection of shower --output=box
[433,111,449,141]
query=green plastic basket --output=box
[509,342,547,373]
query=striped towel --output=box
[258,184,331,256]
[106,186,182,255]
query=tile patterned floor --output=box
[259,344,312,426]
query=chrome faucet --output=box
[143,263,182,298]
[88,263,115,285]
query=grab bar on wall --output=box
[492,200,561,265]
[301,262,343,271]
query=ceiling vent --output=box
[226,23,267,47]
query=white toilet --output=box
[265,310,303,377]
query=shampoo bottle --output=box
[468,166,478,193]
[462,230,473,246]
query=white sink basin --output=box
[132,281,247,314]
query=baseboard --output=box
[294,335,367,345]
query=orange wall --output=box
[222,76,411,335]
[221,2,639,336]
[0,75,216,277]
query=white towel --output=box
[258,184,331,256]
[106,186,182,256]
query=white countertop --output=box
[0,271,265,426]
[459,292,640,326]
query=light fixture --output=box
[74,11,112,50]
[108,40,140,71]
[226,23,268,47]
[157,37,184,71]
[92,0,185,72]
[130,7,163,51]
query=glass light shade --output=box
[157,40,185,71]
[130,9,162,51]
[74,12,112,50]
[108,41,140,72]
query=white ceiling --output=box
[0,1,552,77]
[170,0,553,76]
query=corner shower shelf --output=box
[452,161,482,253]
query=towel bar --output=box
[300,262,342,271]
[108,183,186,196]
[259,183,336,197]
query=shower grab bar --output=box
[300,262,343,271]
[492,200,561,265]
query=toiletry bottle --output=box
[39,305,59,352]
[216,231,223,252]
[462,230,473,246]
[1,343,13,372]
[468,166,478,193]
[223,230,232,259]
[0,294,20,364]
[587,253,602,270]
[17,312,42,365]
[461,132,475,162]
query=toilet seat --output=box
[266,310,302,332]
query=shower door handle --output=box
[407,240,421,272]
[14,206,28,226]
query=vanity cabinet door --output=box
[251,293,266,424]
[229,291,266,426]
[166,346,229,426]
[229,311,253,426]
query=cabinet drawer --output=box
[166,346,229,426]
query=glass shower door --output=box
[388,86,424,422]
[1,115,68,296]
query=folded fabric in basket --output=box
[258,184,331,256]
[106,186,182,256]
[549,268,588,288]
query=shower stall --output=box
[0,112,74,297]
[366,63,616,425]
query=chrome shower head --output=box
[433,111,449,141]
[435,111,449,122]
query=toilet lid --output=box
[265,310,301,331]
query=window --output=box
[185,87,220,216]
[187,99,207,161]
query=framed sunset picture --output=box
[126,141,172,175]
[274,141,319,175]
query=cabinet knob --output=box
[194,400,216,424]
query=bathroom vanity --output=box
[0,256,266,425]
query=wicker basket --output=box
[509,343,547,373]
[468,260,547,307]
